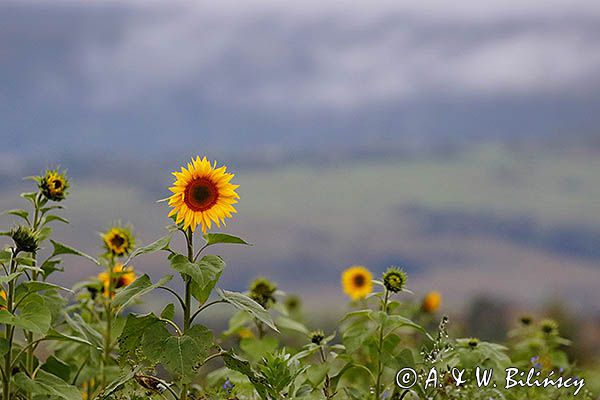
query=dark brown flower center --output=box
[184,178,219,211]
[353,274,366,287]
[110,234,126,249]
[52,179,63,189]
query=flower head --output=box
[98,263,137,298]
[249,277,277,309]
[309,330,325,345]
[382,267,407,293]
[168,156,239,233]
[422,291,442,313]
[10,226,40,253]
[0,290,6,310]
[38,168,69,201]
[341,266,373,300]
[237,328,255,340]
[540,318,559,335]
[519,315,533,326]
[467,338,480,348]
[284,295,301,313]
[102,226,134,256]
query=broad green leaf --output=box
[37,226,53,242]
[112,274,173,310]
[143,324,214,383]
[20,281,72,295]
[40,258,62,276]
[169,254,224,304]
[240,337,279,360]
[14,370,80,400]
[123,235,171,266]
[217,289,278,332]
[65,314,103,349]
[203,233,251,246]
[50,240,98,265]
[0,294,51,334]
[40,356,73,382]
[119,313,162,365]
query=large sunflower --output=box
[168,156,239,233]
[341,265,373,300]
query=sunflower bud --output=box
[284,295,301,313]
[540,319,559,335]
[519,315,533,326]
[467,338,480,348]
[249,277,277,309]
[38,168,69,202]
[10,226,40,253]
[382,267,407,293]
[309,330,325,345]
[102,225,135,256]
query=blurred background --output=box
[1,0,599,358]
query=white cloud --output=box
[78,0,600,110]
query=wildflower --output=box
[238,328,254,340]
[222,378,234,394]
[382,267,407,293]
[38,168,69,201]
[519,315,533,326]
[422,291,442,313]
[468,338,480,348]
[168,156,239,233]
[540,318,559,335]
[309,330,325,345]
[98,263,137,297]
[10,226,40,253]
[531,356,542,370]
[102,225,134,256]
[0,290,6,310]
[341,266,373,300]
[249,277,277,309]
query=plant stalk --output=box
[180,228,194,400]
[374,289,390,400]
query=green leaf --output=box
[64,314,103,349]
[42,214,69,225]
[44,329,93,346]
[0,293,52,334]
[0,272,22,285]
[160,303,175,321]
[169,254,224,304]
[275,316,309,334]
[20,281,72,295]
[14,370,81,400]
[123,235,171,266]
[112,274,173,310]
[50,240,98,265]
[217,289,278,332]
[119,313,162,365]
[203,233,251,246]
[143,324,214,383]
[2,209,30,223]
[40,258,63,276]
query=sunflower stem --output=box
[374,288,389,400]
[101,255,115,391]
[180,228,194,400]
[3,249,18,400]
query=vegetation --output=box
[0,157,596,399]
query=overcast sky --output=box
[1,0,600,157]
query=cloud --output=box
[12,1,600,111]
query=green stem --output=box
[374,289,390,400]
[101,256,115,391]
[180,228,194,400]
[3,249,18,400]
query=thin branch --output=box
[190,300,227,324]
[157,286,186,312]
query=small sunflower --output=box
[238,328,255,340]
[341,266,373,301]
[467,338,480,348]
[98,263,137,297]
[540,318,559,335]
[38,168,69,201]
[382,267,407,293]
[422,291,442,313]
[168,156,239,233]
[102,226,134,256]
[309,330,325,345]
[0,290,6,310]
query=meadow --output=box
[0,151,598,399]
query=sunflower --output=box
[168,156,239,233]
[98,263,137,297]
[341,266,373,300]
[38,168,69,201]
[422,291,442,313]
[0,290,6,310]
[102,226,134,256]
